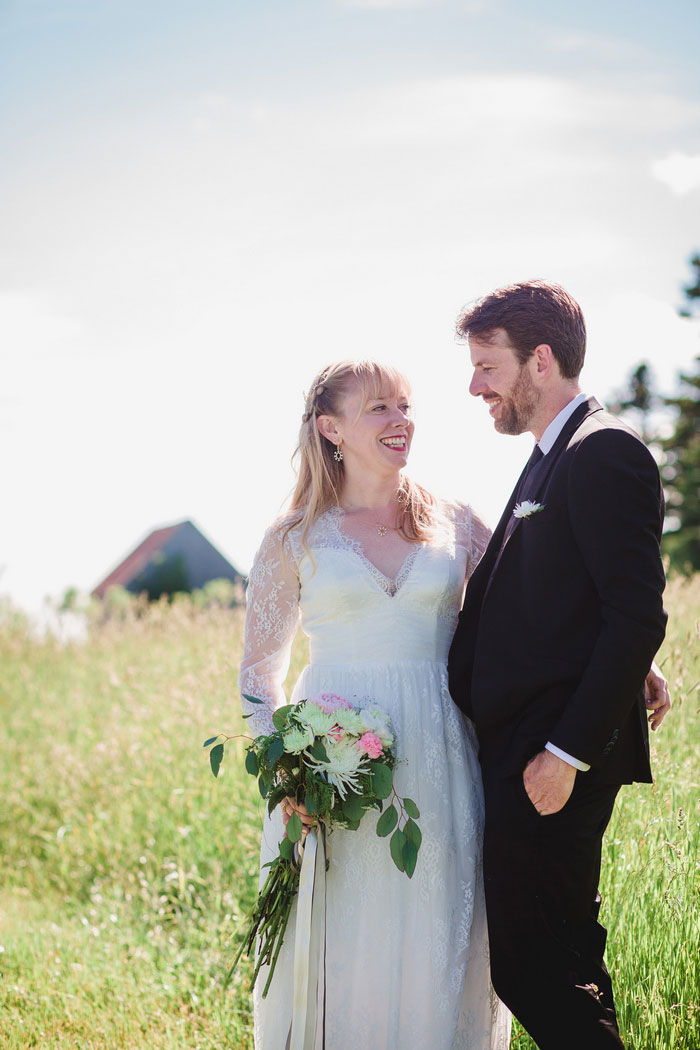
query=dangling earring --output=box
[334,445,343,463]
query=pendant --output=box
[376,525,388,537]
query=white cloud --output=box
[545,31,641,63]
[651,151,700,195]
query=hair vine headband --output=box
[301,381,328,423]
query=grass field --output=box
[0,578,698,1050]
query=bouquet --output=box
[204,692,421,996]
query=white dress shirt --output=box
[536,392,592,772]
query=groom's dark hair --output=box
[456,280,586,379]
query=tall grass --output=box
[0,580,697,1049]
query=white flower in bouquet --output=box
[333,707,365,735]
[306,736,368,799]
[298,702,337,737]
[282,724,315,754]
[359,706,395,748]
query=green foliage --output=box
[376,803,399,837]
[403,797,420,819]
[342,796,365,822]
[131,551,190,602]
[609,362,660,446]
[286,812,303,843]
[209,742,224,777]
[369,761,393,800]
[662,354,700,574]
[678,253,700,318]
[659,252,700,573]
[390,828,406,872]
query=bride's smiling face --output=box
[319,377,415,476]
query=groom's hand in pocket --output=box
[523,750,577,815]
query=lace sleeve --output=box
[238,522,301,737]
[452,502,493,580]
[470,510,492,570]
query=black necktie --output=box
[485,444,545,595]
[523,443,544,480]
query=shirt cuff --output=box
[545,741,591,772]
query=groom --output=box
[447,280,668,1049]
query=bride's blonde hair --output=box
[282,359,441,551]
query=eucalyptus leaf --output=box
[209,743,224,778]
[279,836,294,861]
[258,776,271,799]
[403,838,418,878]
[242,693,264,705]
[308,739,329,763]
[342,818,361,831]
[266,737,284,764]
[405,818,422,850]
[403,797,420,819]
[305,789,319,816]
[390,828,406,871]
[342,796,365,822]
[286,812,303,843]
[376,803,398,837]
[245,750,259,776]
[272,705,295,732]
[203,735,219,748]
[267,787,286,815]
[369,762,393,800]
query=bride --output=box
[239,359,511,1049]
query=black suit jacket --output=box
[448,397,667,785]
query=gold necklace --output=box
[341,504,400,537]
[364,517,400,538]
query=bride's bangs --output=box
[352,361,412,417]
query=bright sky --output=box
[2,0,700,612]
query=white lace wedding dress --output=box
[239,504,511,1050]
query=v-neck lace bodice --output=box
[239,503,488,736]
[324,505,421,596]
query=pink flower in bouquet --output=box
[314,693,353,715]
[328,727,345,742]
[357,731,384,759]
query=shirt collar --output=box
[537,392,588,456]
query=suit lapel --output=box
[491,397,604,569]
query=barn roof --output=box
[92,523,184,598]
[92,519,242,599]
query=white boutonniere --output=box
[513,500,545,519]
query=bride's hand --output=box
[281,797,316,836]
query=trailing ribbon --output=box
[287,823,327,1050]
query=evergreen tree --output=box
[661,254,700,573]
[609,361,658,445]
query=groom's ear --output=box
[531,343,555,382]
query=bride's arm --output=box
[452,502,493,582]
[238,522,301,737]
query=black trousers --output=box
[482,768,624,1050]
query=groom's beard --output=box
[493,365,539,435]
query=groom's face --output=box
[468,328,538,435]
